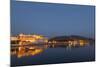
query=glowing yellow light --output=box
[79,40,84,46]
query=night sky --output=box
[11,1,95,38]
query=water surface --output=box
[11,44,95,66]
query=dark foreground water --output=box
[11,44,95,66]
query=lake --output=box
[11,44,95,66]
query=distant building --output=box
[18,33,46,42]
[11,36,18,41]
[11,33,48,44]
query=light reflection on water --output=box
[11,44,95,66]
[11,44,89,58]
[11,46,44,58]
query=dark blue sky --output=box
[11,1,95,38]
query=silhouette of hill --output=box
[49,35,94,42]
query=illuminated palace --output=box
[11,33,48,45]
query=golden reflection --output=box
[11,45,44,58]
[11,37,90,58]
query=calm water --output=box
[11,44,95,66]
